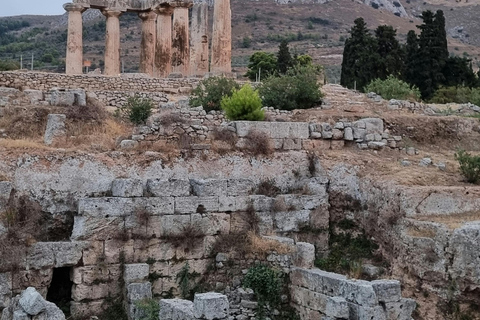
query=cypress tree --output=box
[277,40,293,74]
[340,18,379,90]
[374,25,404,80]
[404,30,420,89]
[443,56,478,88]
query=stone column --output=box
[102,9,122,76]
[64,3,85,75]
[138,11,157,76]
[171,1,193,76]
[190,1,209,77]
[154,5,174,78]
[211,0,232,73]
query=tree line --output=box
[340,10,478,100]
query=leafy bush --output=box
[134,298,160,320]
[243,265,283,319]
[430,86,471,104]
[245,52,278,81]
[116,95,153,124]
[455,150,480,183]
[190,76,240,112]
[365,75,421,100]
[221,84,264,121]
[259,66,323,110]
[469,88,480,106]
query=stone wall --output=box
[290,268,416,320]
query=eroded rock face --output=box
[1,287,65,320]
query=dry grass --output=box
[164,225,205,248]
[0,139,53,150]
[255,179,281,197]
[243,130,272,156]
[415,211,480,230]
[212,231,293,256]
[406,226,437,238]
[0,107,49,139]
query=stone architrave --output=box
[154,5,174,78]
[102,9,123,76]
[171,1,193,76]
[190,0,209,76]
[211,0,232,73]
[138,11,157,76]
[64,3,86,75]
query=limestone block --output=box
[19,287,46,316]
[48,89,86,107]
[340,280,378,307]
[24,90,44,104]
[371,280,401,303]
[290,268,346,296]
[193,292,229,320]
[235,121,310,139]
[120,140,139,149]
[12,270,52,293]
[448,223,480,289]
[161,215,191,236]
[190,179,227,197]
[72,264,122,285]
[126,283,152,303]
[226,179,255,196]
[325,296,349,319]
[256,212,274,234]
[78,197,174,217]
[53,242,85,267]
[249,195,274,212]
[146,179,191,197]
[219,196,235,212]
[44,114,66,145]
[159,299,194,320]
[274,210,310,232]
[283,138,302,150]
[111,178,144,197]
[13,310,29,320]
[33,301,66,320]
[290,285,329,312]
[363,118,384,134]
[191,213,230,236]
[70,215,126,241]
[385,298,416,320]
[174,197,219,214]
[332,129,344,140]
[344,127,354,141]
[124,264,149,284]
[293,242,315,268]
[70,301,104,318]
[347,303,386,320]
[27,243,55,269]
[132,239,175,262]
[0,273,12,309]
[72,283,120,301]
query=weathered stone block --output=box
[191,213,230,236]
[293,242,315,269]
[44,114,66,145]
[371,280,401,303]
[147,179,191,197]
[174,197,219,214]
[124,264,149,284]
[283,138,302,150]
[126,283,152,303]
[0,181,12,212]
[249,195,273,212]
[190,179,227,197]
[385,298,416,320]
[72,283,120,301]
[159,299,194,320]
[193,292,229,320]
[78,197,174,217]
[347,303,386,320]
[325,296,349,319]
[226,179,255,196]
[274,210,310,232]
[235,121,310,139]
[0,272,12,309]
[111,178,144,197]
[161,215,192,236]
[19,287,46,316]
[70,215,125,241]
[363,118,384,134]
[13,310,29,320]
[341,280,378,307]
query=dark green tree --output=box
[276,40,293,74]
[442,56,478,88]
[404,30,420,86]
[245,52,277,81]
[340,18,379,90]
[374,25,404,79]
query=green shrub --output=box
[134,298,160,320]
[243,265,283,319]
[115,95,153,124]
[259,66,323,110]
[190,76,240,112]
[430,86,471,104]
[455,149,480,183]
[365,75,421,101]
[221,84,264,121]
[469,88,480,106]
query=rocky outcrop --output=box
[1,287,65,320]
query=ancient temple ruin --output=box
[63,0,231,77]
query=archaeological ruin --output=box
[63,0,231,77]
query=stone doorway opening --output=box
[46,267,73,317]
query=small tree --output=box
[221,84,264,121]
[245,52,277,81]
[190,76,240,112]
[116,95,153,125]
[276,40,293,74]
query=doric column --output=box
[64,3,85,75]
[154,5,174,78]
[190,1,209,77]
[102,9,122,76]
[138,11,157,76]
[171,1,193,76]
[211,0,232,73]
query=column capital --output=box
[154,4,174,15]
[138,10,157,21]
[63,3,88,13]
[170,0,194,8]
[101,8,123,18]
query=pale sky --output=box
[1,1,67,17]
